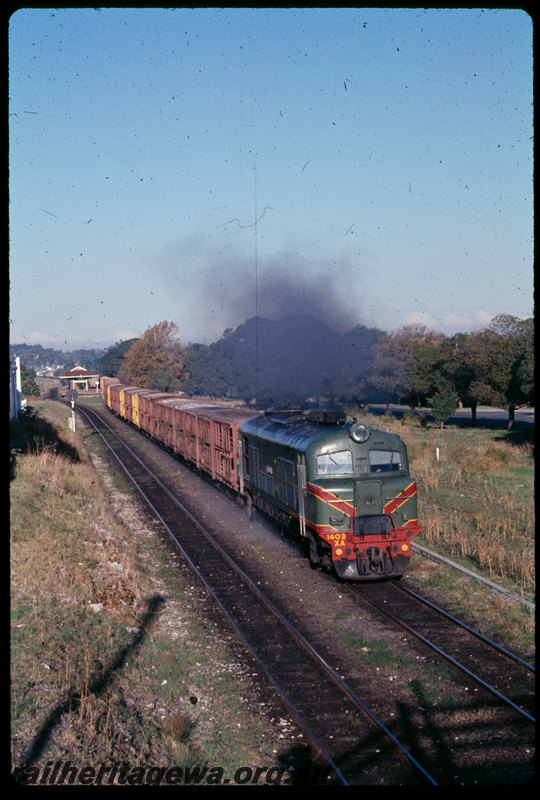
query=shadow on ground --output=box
[9,406,82,480]
[13,595,166,777]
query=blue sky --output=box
[9,7,533,350]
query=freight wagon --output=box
[101,381,421,579]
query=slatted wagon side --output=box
[196,408,253,490]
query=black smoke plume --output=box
[160,242,382,404]
[204,254,366,337]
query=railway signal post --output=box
[68,389,78,432]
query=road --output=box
[366,404,534,430]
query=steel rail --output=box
[76,402,438,786]
[76,404,348,785]
[349,584,535,724]
[411,542,535,611]
[392,579,535,673]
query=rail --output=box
[76,401,438,786]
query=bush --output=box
[428,391,458,429]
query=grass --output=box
[331,626,414,670]
[349,408,535,656]
[11,397,534,780]
[351,409,535,593]
[10,400,287,783]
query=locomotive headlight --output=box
[350,422,370,443]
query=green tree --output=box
[99,338,138,377]
[371,324,445,407]
[149,369,182,392]
[516,320,534,405]
[436,333,493,426]
[120,321,184,389]
[21,365,40,397]
[484,314,534,429]
[181,341,233,397]
[428,391,458,429]
[428,315,533,429]
[402,325,446,407]
[370,332,405,406]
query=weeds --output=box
[350,408,535,597]
[11,401,284,779]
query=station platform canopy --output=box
[59,365,100,392]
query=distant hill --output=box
[9,343,105,373]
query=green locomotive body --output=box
[239,410,421,580]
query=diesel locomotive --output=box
[100,378,421,580]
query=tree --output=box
[370,333,406,406]
[99,338,138,377]
[149,369,183,392]
[181,341,234,397]
[21,364,40,397]
[483,314,534,429]
[428,391,458,430]
[402,325,446,407]
[516,320,534,405]
[371,325,445,407]
[120,321,184,389]
[436,333,493,426]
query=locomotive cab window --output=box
[369,450,403,473]
[316,450,354,476]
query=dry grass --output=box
[10,401,286,781]
[350,408,535,596]
[10,442,163,769]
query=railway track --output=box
[76,401,436,786]
[346,579,536,784]
[349,581,535,723]
[74,400,534,784]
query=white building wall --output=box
[10,356,23,421]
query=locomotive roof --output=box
[239,410,404,454]
[241,413,345,452]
